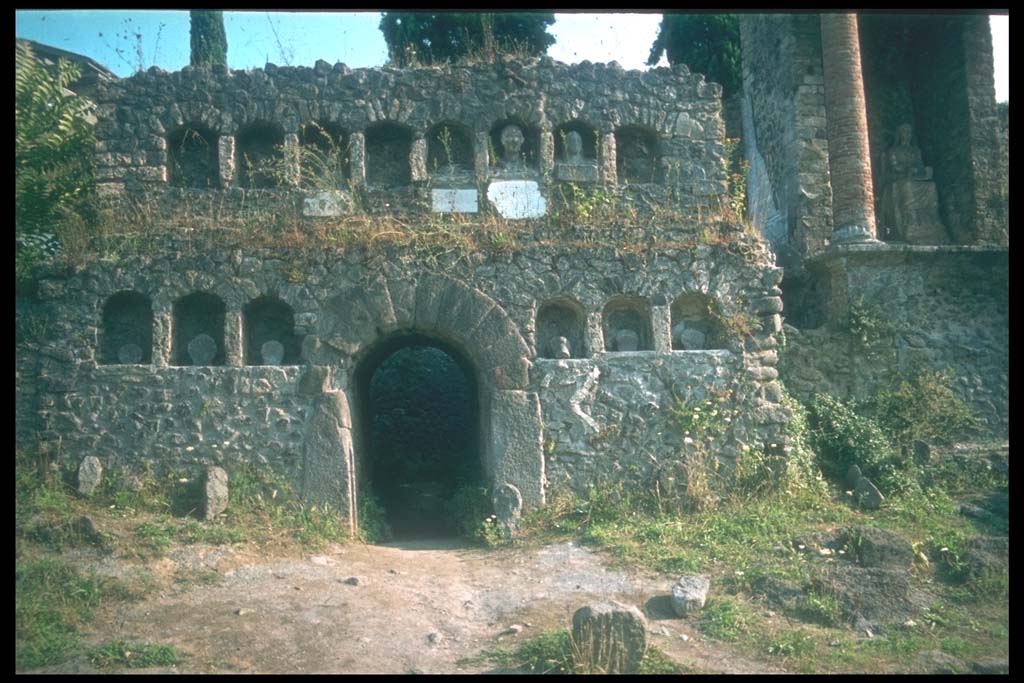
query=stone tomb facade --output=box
[30,238,785,535]
[24,58,788,536]
[91,57,728,219]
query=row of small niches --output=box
[110,334,295,367]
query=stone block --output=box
[203,466,229,519]
[486,180,546,219]
[570,601,648,674]
[77,456,103,497]
[431,189,479,213]
[671,575,710,616]
[489,390,544,511]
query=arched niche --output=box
[489,118,540,175]
[671,294,726,350]
[536,298,587,359]
[554,121,598,163]
[602,296,654,352]
[243,295,301,365]
[365,121,413,187]
[427,122,475,185]
[615,125,659,184]
[236,122,285,189]
[299,121,349,188]
[172,292,226,366]
[101,291,153,365]
[167,124,219,189]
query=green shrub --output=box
[806,393,918,494]
[866,369,978,448]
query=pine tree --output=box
[647,14,741,98]
[190,10,228,67]
[380,12,555,67]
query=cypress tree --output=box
[190,11,228,67]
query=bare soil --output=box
[33,537,784,674]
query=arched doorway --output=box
[354,331,484,538]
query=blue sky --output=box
[15,11,1008,102]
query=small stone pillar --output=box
[283,133,301,187]
[651,305,672,352]
[349,132,366,188]
[217,135,235,188]
[474,131,490,184]
[586,311,605,354]
[152,308,173,367]
[224,309,243,367]
[539,130,555,177]
[820,14,878,243]
[600,132,617,185]
[410,135,428,182]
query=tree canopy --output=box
[379,12,556,67]
[190,10,228,67]
[647,14,741,98]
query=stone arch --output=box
[536,297,588,359]
[426,121,475,183]
[364,121,413,187]
[167,123,219,189]
[602,295,654,351]
[172,291,226,366]
[236,121,285,189]
[243,295,301,365]
[299,120,349,187]
[101,291,153,365]
[615,125,660,184]
[308,273,543,532]
[671,293,727,350]
[353,331,482,537]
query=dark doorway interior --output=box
[357,333,482,539]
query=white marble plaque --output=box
[486,180,547,219]
[431,188,479,213]
[302,191,348,217]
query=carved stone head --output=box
[500,125,525,161]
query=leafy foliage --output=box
[864,370,978,448]
[189,11,227,67]
[380,12,555,66]
[647,14,742,98]
[15,41,96,285]
[806,393,918,494]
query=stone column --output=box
[586,311,606,354]
[349,132,366,188]
[600,132,617,185]
[651,305,672,353]
[152,308,173,367]
[283,133,301,187]
[820,14,877,243]
[474,131,490,184]
[224,310,244,367]
[217,135,235,189]
[539,130,555,178]
[410,135,428,182]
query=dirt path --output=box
[40,538,784,674]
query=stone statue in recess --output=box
[555,130,599,183]
[494,124,534,178]
[880,123,947,244]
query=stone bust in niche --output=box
[555,130,599,183]
[880,123,947,244]
[494,124,535,179]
